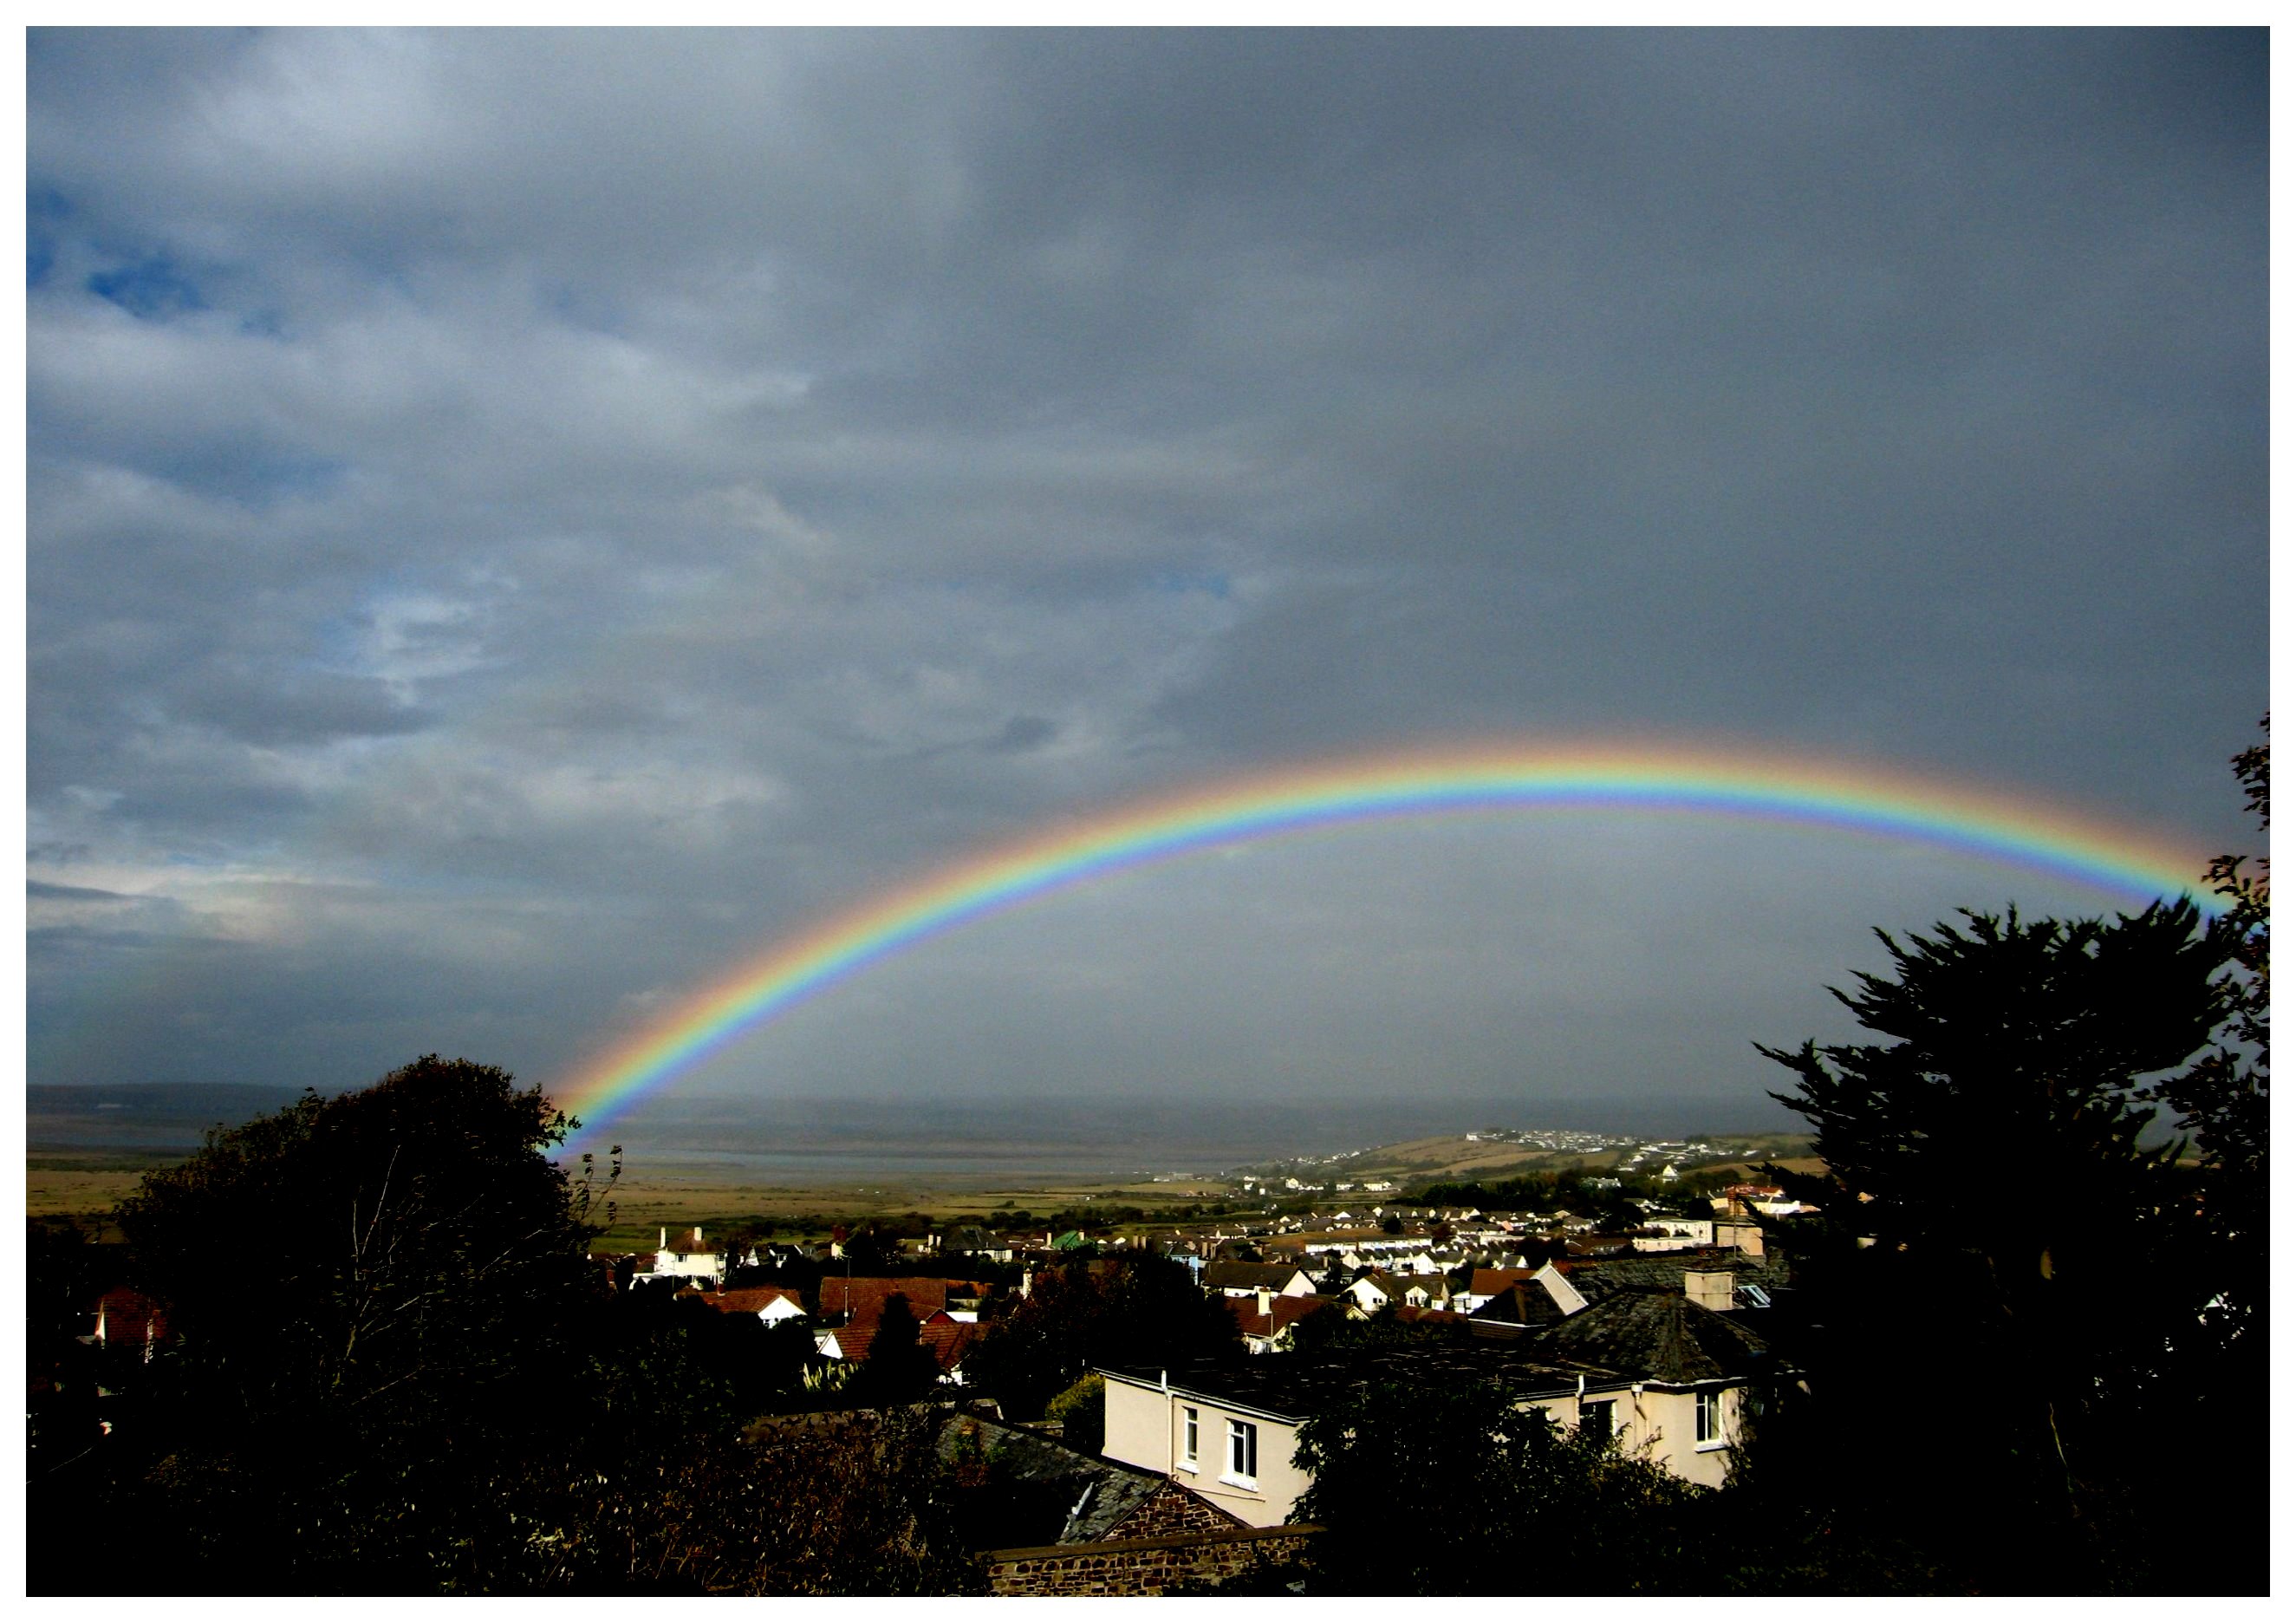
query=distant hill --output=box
[1234,1128,1818,1188]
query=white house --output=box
[710,1285,808,1325]
[1100,1272,1775,1522]
[653,1226,725,1283]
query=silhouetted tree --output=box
[858,1294,940,1405]
[49,1057,609,1592]
[2147,720,2268,1335]
[1758,883,2254,1590]
[1293,1372,1701,1594]
[968,1254,1238,1419]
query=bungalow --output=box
[708,1285,809,1325]
[921,1320,985,1385]
[810,1317,981,1385]
[1460,1261,1588,1319]
[946,1224,1016,1262]
[1200,1261,1317,1299]
[1227,1289,1352,1354]
[813,1320,873,1362]
[1338,1270,1394,1314]
[820,1276,991,1323]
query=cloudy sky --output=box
[26,29,2267,1128]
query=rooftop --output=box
[1098,1339,1616,1422]
[1523,1287,1772,1385]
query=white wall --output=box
[1099,1374,1312,1528]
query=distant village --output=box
[55,1121,1823,1594]
[1213,1130,1771,1196]
[558,1131,1813,1593]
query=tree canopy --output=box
[40,1056,979,1595]
[1751,740,2267,1592]
[966,1253,1239,1419]
[1292,1372,1702,1594]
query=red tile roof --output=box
[819,1319,980,1373]
[710,1286,806,1317]
[91,1287,169,1352]
[920,1321,984,1372]
[1393,1305,1469,1326]
[819,1276,989,1323]
[1228,1293,1339,1340]
[1469,1267,1538,1297]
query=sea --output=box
[29,1083,1798,1184]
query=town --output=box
[23,705,2268,1605]
[34,1090,1815,1595]
[28,957,2267,1598]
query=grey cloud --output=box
[981,715,1057,755]
[29,879,141,903]
[26,29,2266,1112]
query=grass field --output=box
[26,1169,145,1226]
[582,1168,1238,1253]
[28,1133,1821,1243]
[27,1150,1235,1251]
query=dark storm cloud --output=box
[25,29,2267,1118]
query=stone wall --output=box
[983,1524,1317,1597]
[1102,1481,1247,1542]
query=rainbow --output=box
[549,741,2218,1150]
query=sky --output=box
[24,29,2269,1131]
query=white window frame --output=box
[1178,1405,1200,1472]
[1223,1418,1259,1488]
[1694,1388,1726,1450]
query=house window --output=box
[1581,1398,1615,1439]
[1226,1418,1259,1486]
[1180,1405,1200,1470]
[1695,1389,1724,1447]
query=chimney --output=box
[660,1226,667,1250]
[1685,1270,1735,1312]
[1256,1285,1272,1318]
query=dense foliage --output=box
[964,1252,1240,1418]
[30,1057,980,1595]
[1293,1372,1704,1594]
[1746,736,2268,1594]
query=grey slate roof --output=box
[1561,1248,1788,1303]
[1468,1280,1571,1327]
[936,1413,1183,1546]
[1100,1339,1603,1423]
[1518,1287,1772,1385]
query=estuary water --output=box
[29,1083,1793,1184]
